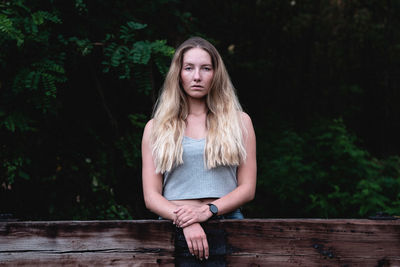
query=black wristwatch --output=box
[207,203,218,218]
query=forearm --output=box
[175,183,255,228]
[211,184,255,215]
[144,192,180,220]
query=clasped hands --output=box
[173,204,213,261]
[173,204,212,228]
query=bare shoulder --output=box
[240,111,254,128]
[144,118,154,131]
[142,119,154,141]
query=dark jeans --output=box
[212,208,243,219]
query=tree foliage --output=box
[0,0,177,219]
[1,0,400,219]
[252,117,400,218]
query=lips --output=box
[191,85,204,89]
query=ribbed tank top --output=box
[163,136,238,200]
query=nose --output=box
[193,68,201,81]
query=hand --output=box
[174,204,212,228]
[182,223,209,260]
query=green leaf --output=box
[18,170,30,180]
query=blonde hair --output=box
[151,37,246,173]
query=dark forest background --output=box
[1,0,400,220]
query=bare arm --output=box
[142,119,179,220]
[142,119,209,260]
[175,112,257,227]
[210,112,257,212]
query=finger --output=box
[173,213,179,225]
[180,218,194,228]
[175,211,188,221]
[192,239,199,259]
[177,215,190,227]
[183,212,196,221]
[175,208,184,215]
[185,236,194,256]
[175,215,186,227]
[174,207,182,214]
[175,212,185,222]
[203,236,209,260]
[197,239,204,260]
[177,214,193,227]
[176,208,193,217]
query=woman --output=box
[142,37,256,261]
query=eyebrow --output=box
[182,63,213,67]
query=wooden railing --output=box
[1,219,399,266]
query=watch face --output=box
[209,204,218,214]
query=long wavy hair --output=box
[151,37,246,173]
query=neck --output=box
[187,97,208,116]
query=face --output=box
[180,47,214,99]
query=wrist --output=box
[200,204,212,219]
[206,203,218,219]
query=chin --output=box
[189,93,207,98]
[186,91,207,98]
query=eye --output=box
[184,66,192,71]
[203,67,212,71]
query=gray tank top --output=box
[163,136,238,200]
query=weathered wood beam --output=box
[1,219,399,266]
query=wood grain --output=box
[1,219,399,266]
